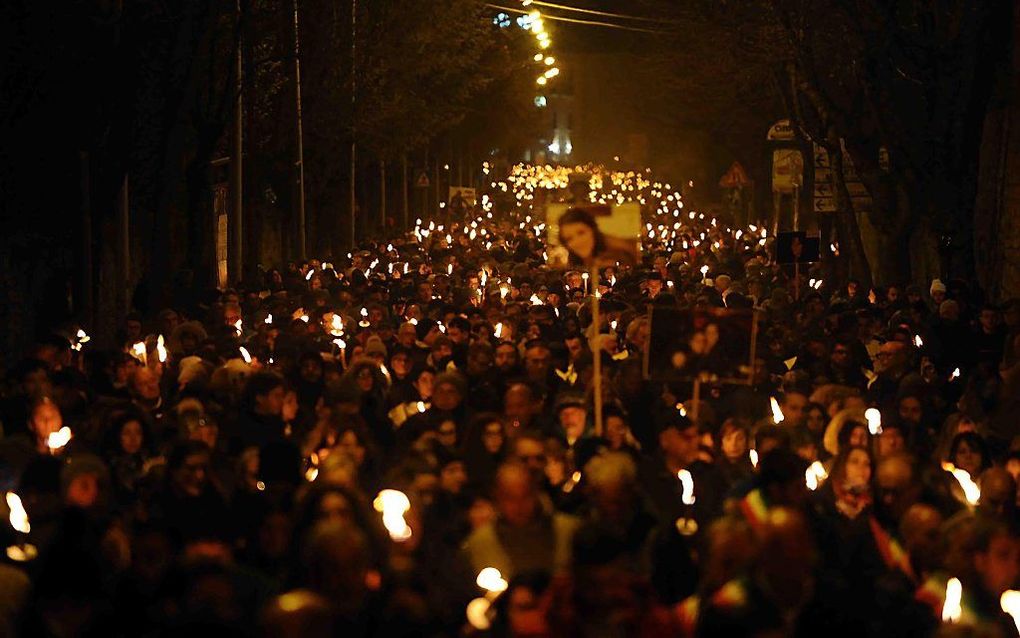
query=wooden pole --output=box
[379,160,387,235]
[590,264,603,437]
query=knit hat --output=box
[930,279,947,295]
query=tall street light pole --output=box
[349,0,357,249]
[292,0,307,259]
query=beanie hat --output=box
[930,279,947,295]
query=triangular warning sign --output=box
[415,171,430,188]
[719,162,751,188]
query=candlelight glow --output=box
[47,426,72,451]
[1001,590,1020,633]
[805,461,828,491]
[770,397,785,424]
[239,347,252,364]
[416,401,426,413]
[466,597,492,631]
[950,367,961,381]
[865,408,882,435]
[913,334,923,348]
[494,322,503,339]
[156,334,168,363]
[130,341,147,365]
[373,489,412,541]
[6,492,30,534]
[234,319,243,336]
[942,462,981,505]
[330,314,344,336]
[677,469,696,505]
[749,449,758,468]
[476,567,509,593]
[943,577,963,623]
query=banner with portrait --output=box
[545,203,640,268]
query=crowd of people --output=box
[2,164,1020,637]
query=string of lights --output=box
[524,0,681,25]
[489,3,669,34]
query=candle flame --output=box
[330,314,344,336]
[941,462,981,505]
[530,294,543,306]
[305,269,314,281]
[494,322,503,339]
[805,461,828,491]
[156,334,168,363]
[749,449,758,468]
[373,489,412,541]
[943,577,963,623]
[476,567,509,593]
[130,341,147,365]
[913,334,923,348]
[265,313,273,324]
[6,492,30,534]
[865,408,882,435]
[239,347,252,364]
[1001,590,1020,633]
[770,397,785,424]
[950,368,960,381]
[416,401,426,413]
[332,337,347,349]
[677,469,696,505]
[47,426,72,451]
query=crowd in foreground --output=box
[1,200,1020,637]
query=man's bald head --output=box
[493,462,538,527]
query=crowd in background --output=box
[1,191,1020,637]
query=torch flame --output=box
[373,489,412,541]
[943,577,963,623]
[677,469,696,505]
[865,408,882,435]
[6,492,30,534]
[770,397,785,424]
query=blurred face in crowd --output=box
[781,392,808,427]
[66,472,101,509]
[21,367,51,399]
[875,456,919,525]
[30,399,63,443]
[979,308,999,333]
[504,384,538,431]
[494,343,518,372]
[482,420,504,454]
[830,342,851,369]
[355,366,375,393]
[660,424,700,467]
[256,384,286,416]
[844,448,872,488]
[805,405,826,434]
[390,352,411,378]
[524,345,551,382]
[413,371,434,400]
[898,396,922,425]
[120,419,144,455]
[495,465,538,527]
[605,415,629,450]
[398,323,417,347]
[432,380,462,412]
[132,368,162,402]
[558,406,586,442]
[875,342,907,374]
[513,438,547,480]
[300,358,323,383]
[174,450,210,497]
[876,427,905,458]
[439,460,468,494]
[436,419,458,449]
[721,427,748,462]
[975,532,1020,596]
[953,439,984,477]
[336,430,365,466]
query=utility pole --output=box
[292,0,307,258]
